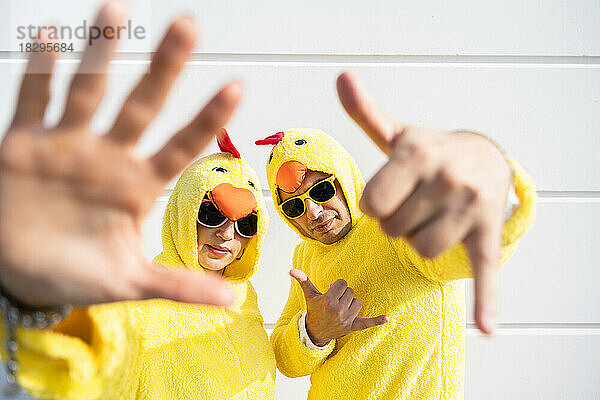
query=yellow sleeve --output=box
[270,246,335,378]
[392,159,537,282]
[0,302,141,400]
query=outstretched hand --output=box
[0,1,240,308]
[290,269,388,347]
[336,72,512,334]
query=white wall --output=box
[1,1,599,399]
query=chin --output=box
[202,263,227,271]
[317,220,351,244]
[317,236,337,245]
[198,254,230,271]
[312,225,340,244]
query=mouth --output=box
[312,218,334,233]
[205,244,231,257]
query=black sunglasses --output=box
[197,199,258,238]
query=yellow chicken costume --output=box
[258,128,536,399]
[0,131,276,399]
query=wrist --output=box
[0,279,72,329]
[454,130,514,215]
[504,176,521,221]
[0,280,72,395]
[454,130,514,181]
[308,333,330,348]
[0,269,51,309]
[306,322,330,347]
[298,311,332,350]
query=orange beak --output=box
[276,160,308,193]
[209,183,257,221]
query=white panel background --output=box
[1,1,599,399]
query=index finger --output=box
[136,263,234,306]
[336,71,404,156]
[325,279,348,300]
[58,0,126,128]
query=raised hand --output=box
[290,269,388,347]
[336,72,512,334]
[0,1,241,308]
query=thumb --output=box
[336,71,402,156]
[289,269,322,299]
[136,263,234,306]
[351,315,389,332]
[464,222,502,335]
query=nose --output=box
[304,198,323,221]
[216,220,235,241]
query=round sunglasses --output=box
[197,199,258,238]
[279,175,337,219]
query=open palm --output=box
[0,1,238,308]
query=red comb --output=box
[217,128,241,158]
[255,131,285,146]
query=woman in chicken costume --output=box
[0,130,275,399]
[258,126,535,399]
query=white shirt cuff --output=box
[504,180,520,221]
[298,311,332,350]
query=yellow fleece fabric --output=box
[266,128,536,400]
[1,152,276,399]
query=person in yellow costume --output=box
[0,130,276,399]
[257,73,536,399]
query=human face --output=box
[278,170,352,244]
[197,220,251,271]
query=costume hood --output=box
[256,128,364,245]
[155,130,268,283]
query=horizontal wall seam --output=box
[156,189,600,200]
[465,322,600,329]
[262,322,600,329]
[537,191,600,198]
[2,52,600,66]
[262,322,600,336]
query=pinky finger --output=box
[351,315,389,332]
[464,223,502,335]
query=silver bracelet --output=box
[0,286,71,396]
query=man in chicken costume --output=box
[258,73,536,399]
[0,131,276,399]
